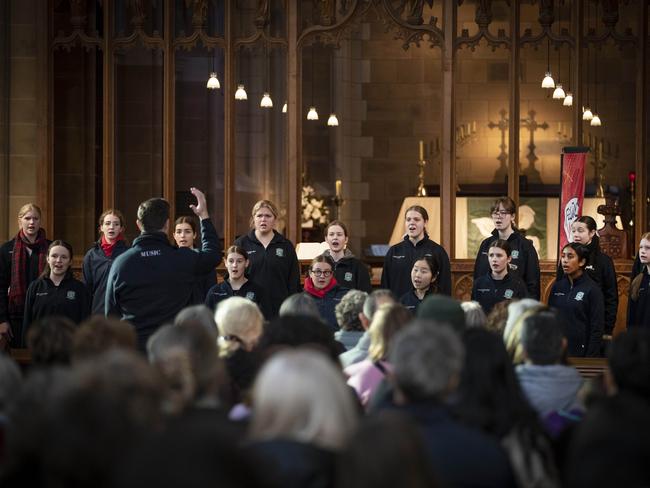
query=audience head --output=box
[503,299,545,364]
[259,314,340,361]
[391,320,465,403]
[361,289,395,328]
[485,299,512,335]
[279,293,320,319]
[461,301,487,329]
[337,411,438,488]
[27,316,76,367]
[147,322,225,413]
[175,304,217,338]
[335,290,368,331]
[249,348,358,450]
[608,329,650,399]
[368,303,412,362]
[72,316,137,362]
[521,310,566,365]
[0,354,22,414]
[416,295,466,333]
[215,297,264,356]
[137,197,170,233]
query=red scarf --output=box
[100,233,124,258]
[304,276,338,299]
[8,228,48,316]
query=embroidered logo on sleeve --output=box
[575,291,585,301]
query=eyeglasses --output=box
[491,210,512,217]
[310,269,332,277]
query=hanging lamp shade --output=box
[260,92,273,108]
[307,106,319,120]
[235,84,248,100]
[327,113,339,126]
[541,72,555,89]
[590,114,602,126]
[563,92,573,106]
[582,107,593,121]
[552,84,565,99]
[206,72,220,89]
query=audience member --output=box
[503,298,545,364]
[174,304,218,338]
[460,300,487,328]
[72,315,137,362]
[334,290,368,350]
[26,316,76,367]
[339,289,395,368]
[248,349,358,488]
[215,297,264,357]
[453,328,559,487]
[485,299,511,335]
[279,292,321,319]
[415,294,466,333]
[345,303,411,407]
[389,321,516,488]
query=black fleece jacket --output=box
[82,240,129,315]
[474,229,540,300]
[324,249,372,293]
[471,272,528,315]
[234,230,300,319]
[205,279,265,311]
[105,218,221,350]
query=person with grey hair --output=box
[278,293,320,319]
[461,301,487,329]
[339,289,395,368]
[503,298,545,364]
[389,321,516,488]
[334,290,368,350]
[174,304,217,338]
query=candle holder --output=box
[332,194,344,220]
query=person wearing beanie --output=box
[416,295,466,333]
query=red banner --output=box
[558,149,588,254]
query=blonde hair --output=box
[249,349,358,450]
[250,200,279,228]
[215,297,264,357]
[17,203,42,224]
[503,299,545,365]
[630,232,650,301]
[368,303,412,361]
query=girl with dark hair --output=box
[471,239,528,315]
[453,328,559,487]
[234,200,300,319]
[82,209,129,315]
[23,240,90,341]
[303,254,349,330]
[473,197,541,299]
[205,246,265,311]
[381,205,451,298]
[399,256,439,313]
[627,233,650,328]
[173,215,216,303]
[557,216,618,336]
[0,203,51,348]
[549,243,605,356]
[324,220,372,293]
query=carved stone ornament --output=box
[255,0,270,29]
[185,0,209,28]
[314,0,336,26]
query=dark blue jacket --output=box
[556,239,618,334]
[234,230,300,319]
[627,268,650,328]
[304,285,349,331]
[105,218,222,350]
[205,279,265,311]
[82,239,129,315]
[396,402,516,488]
[324,249,372,293]
[23,275,91,340]
[381,234,451,298]
[471,272,528,315]
[399,289,435,314]
[474,229,541,300]
[549,273,604,357]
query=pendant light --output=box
[206,55,220,90]
[235,13,247,101]
[282,101,287,113]
[260,25,272,108]
[307,44,318,120]
[590,0,602,126]
[327,49,338,126]
[541,38,555,88]
[582,0,593,120]
[552,2,565,99]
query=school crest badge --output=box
[245,292,256,301]
[575,291,584,301]
[276,248,284,257]
[504,289,514,299]
[344,272,353,282]
[66,291,76,300]
[511,250,519,259]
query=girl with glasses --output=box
[473,197,540,300]
[303,254,349,330]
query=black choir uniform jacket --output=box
[105,218,222,350]
[399,289,436,314]
[82,239,129,315]
[548,273,604,357]
[324,249,372,293]
[627,268,650,328]
[471,272,528,315]
[23,275,91,339]
[233,230,301,319]
[380,234,451,298]
[556,239,618,334]
[473,229,540,300]
[205,279,265,311]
